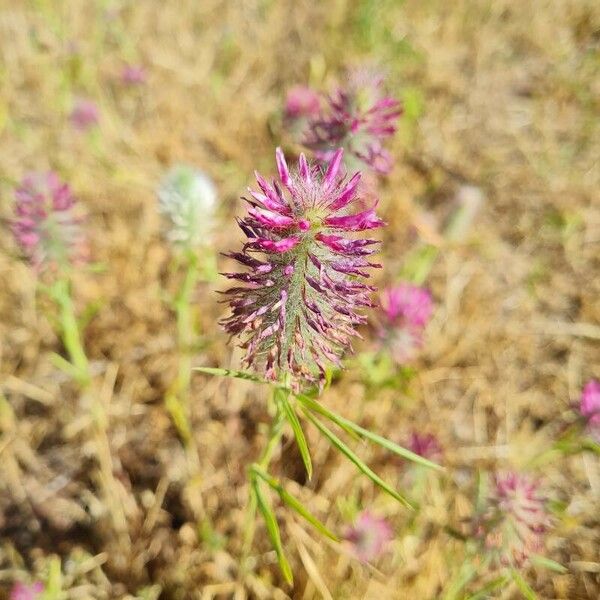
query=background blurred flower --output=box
[221,147,384,388]
[580,379,600,441]
[10,582,43,600]
[158,164,217,250]
[284,85,320,120]
[344,511,393,563]
[70,98,99,131]
[377,283,433,364]
[12,172,87,272]
[408,432,442,460]
[484,472,550,567]
[121,63,147,85]
[302,68,402,174]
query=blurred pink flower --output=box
[344,511,393,563]
[12,172,87,272]
[485,472,550,567]
[10,582,44,600]
[284,85,321,120]
[70,98,99,131]
[408,432,442,460]
[303,67,402,174]
[580,379,600,440]
[377,284,433,364]
[121,64,147,85]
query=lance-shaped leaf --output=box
[251,465,338,541]
[510,569,537,600]
[297,393,442,471]
[276,387,313,480]
[303,410,412,508]
[194,366,289,388]
[253,478,293,585]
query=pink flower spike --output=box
[324,207,385,231]
[323,148,344,191]
[221,149,384,388]
[344,511,393,563]
[248,207,295,229]
[329,172,362,212]
[275,147,292,189]
[580,379,600,440]
[256,236,300,253]
[10,582,44,600]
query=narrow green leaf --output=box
[510,569,537,600]
[442,561,477,600]
[465,575,509,600]
[277,388,312,480]
[297,393,442,471]
[582,439,600,455]
[303,410,412,508]
[253,479,293,585]
[194,367,269,384]
[530,554,567,574]
[251,465,338,541]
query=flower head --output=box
[221,147,384,388]
[12,172,87,272]
[121,64,147,85]
[580,379,600,441]
[302,68,402,174]
[10,582,44,600]
[408,432,442,461]
[377,284,433,364]
[158,164,217,249]
[483,472,550,567]
[70,98,99,131]
[344,511,393,563]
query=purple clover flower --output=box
[377,284,433,364]
[344,511,393,563]
[121,64,147,86]
[12,172,87,272]
[10,582,44,600]
[221,147,384,388]
[408,432,442,461]
[302,69,402,175]
[580,379,600,441]
[70,98,99,131]
[484,472,550,567]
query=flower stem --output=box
[51,278,90,386]
[241,389,286,565]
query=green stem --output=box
[51,278,90,386]
[241,390,286,564]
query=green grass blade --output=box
[297,393,442,471]
[510,569,537,600]
[303,410,412,508]
[530,554,567,574]
[253,479,293,585]
[252,465,338,541]
[277,388,313,480]
[465,575,509,600]
[194,367,270,384]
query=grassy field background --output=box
[0,0,599,598]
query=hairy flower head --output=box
[580,379,600,441]
[284,85,321,121]
[483,472,550,567]
[12,172,87,272]
[158,164,217,249]
[302,68,402,174]
[376,283,433,364]
[221,147,384,388]
[344,511,393,563]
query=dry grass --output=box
[0,0,599,598]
